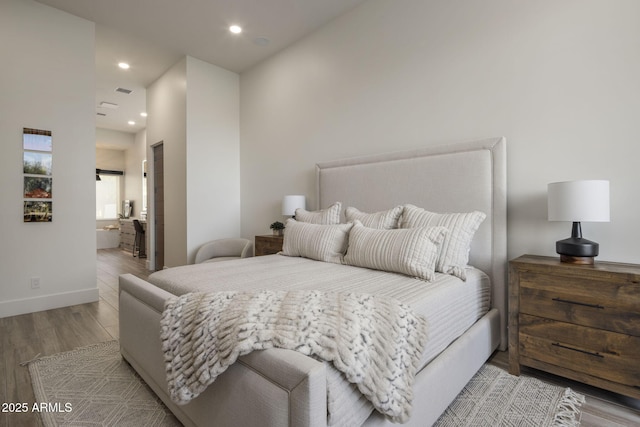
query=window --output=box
[96,174,121,219]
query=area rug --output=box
[434,363,584,427]
[28,340,584,426]
[28,341,180,427]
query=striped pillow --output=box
[344,221,448,281]
[295,202,342,225]
[281,219,353,264]
[400,204,486,280]
[344,206,404,229]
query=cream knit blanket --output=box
[160,290,428,423]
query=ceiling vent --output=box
[99,101,119,109]
[115,87,133,95]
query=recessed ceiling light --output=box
[229,25,242,34]
[128,121,136,125]
[140,112,148,117]
[118,62,130,70]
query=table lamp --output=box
[282,195,306,218]
[547,180,610,264]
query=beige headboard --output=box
[316,137,507,348]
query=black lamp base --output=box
[556,222,599,265]
[556,237,600,265]
[556,237,600,257]
[556,239,599,265]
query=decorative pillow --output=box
[344,221,448,281]
[400,204,486,280]
[281,219,353,264]
[295,202,342,225]
[344,206,404,229]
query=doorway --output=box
[153,143,165,270]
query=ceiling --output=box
[35,0,367,135]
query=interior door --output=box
[153,143,164,270]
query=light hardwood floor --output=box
[1,248,639,426]
[0,248,149,427]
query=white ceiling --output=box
[35,0,367,134]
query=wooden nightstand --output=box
[509,255,640,399]
[255,234,284,256]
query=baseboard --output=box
[0,288,100,318]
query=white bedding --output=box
[148,254,491,425]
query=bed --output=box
[118,136,507,427]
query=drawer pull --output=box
[552,298,604,309]
[552,342,604,358]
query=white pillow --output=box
[344,221,448,281]
[400,204,486,280]
[281,219,353,264]
[295,202,342,225]
[344,206,403,229]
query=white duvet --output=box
[149,254,491,426]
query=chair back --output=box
[194,238,254,263]
[133,219,145,234]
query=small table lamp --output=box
[548,180,610,264]
[282,195,306,218]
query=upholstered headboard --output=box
[316,137,507,348]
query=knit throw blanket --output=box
[160,290,428,423]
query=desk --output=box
[120,219,146,256]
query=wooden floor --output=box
[0,248,150,427]
[1,248,639,426]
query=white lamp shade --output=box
[282,195,306,216]
[548,180,610,222]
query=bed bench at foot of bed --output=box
[119,274,328,427]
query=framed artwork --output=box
[23,129,52,152]
[24,201,52,222]
[23,128,53,222]
[23,151,53,175]
[24,176,52,198]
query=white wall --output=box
[240,0,640,264]
[0,0,98,317]
[146,56,240,268]
[96,148,126,171]
[124,129,147,218]
[96,127,135,150]
[186,57,240,264]
[147,57,188,268]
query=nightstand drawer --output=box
[520,272,640,336]
[519,314,640,388]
